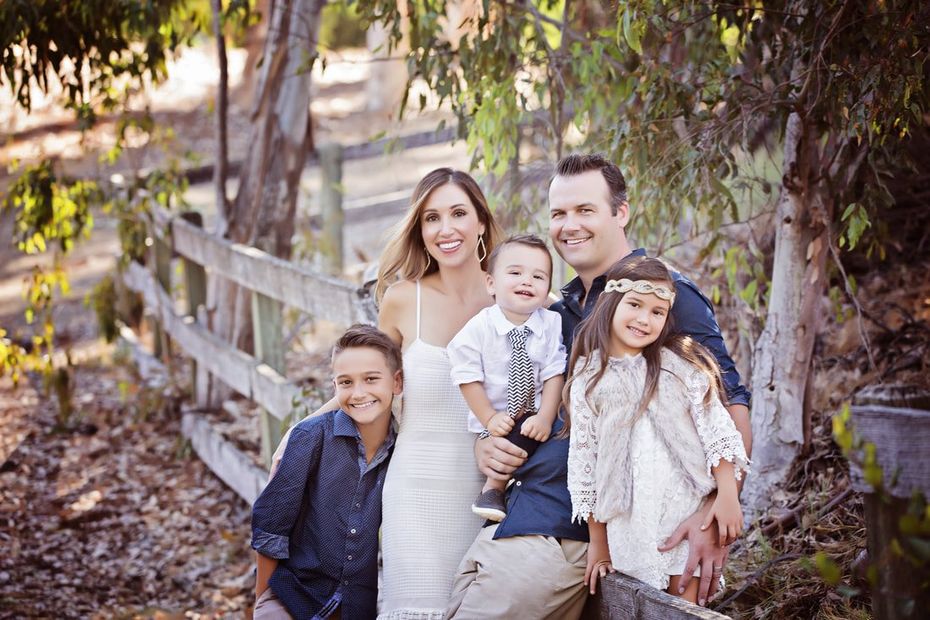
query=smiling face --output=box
[420,182,486,270]
[487,243,552,323]
[548,169,630,282]
[609,283,672,357]
[332,346,402,428]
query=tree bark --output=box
[211,0,230,236]
[742,110,830,515]
[205,0,324,407]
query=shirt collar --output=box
[334,409,398,446]
[333,410,360,438]
[488,304,544,336]
[558,248,648,302]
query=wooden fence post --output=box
[850,384,930,620]
[150,220,173,361]
[319,143,344,274]
[179,212,209,408]
[251,238,287,468]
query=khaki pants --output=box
[253,588,343,620]
[254,588,293,620]
[446,524,588,620]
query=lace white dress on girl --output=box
[567,349,750,590]
[378,282,485,619]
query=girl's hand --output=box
[520,415,551,442]
[487,412,516,437]
[584,538,615,595]
[701,492,743,547]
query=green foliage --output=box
[320,1,367,50]
[91,275,119,344]
[355,0,929,278]
[0,0,202,118]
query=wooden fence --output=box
[119,136,731,620]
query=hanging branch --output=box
[212,0,231,236]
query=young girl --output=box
[565,256,750,603]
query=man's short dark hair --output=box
[553,153,628,215]
[486,233,553,281]
[332,324,403,374]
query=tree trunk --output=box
[205,0,324,407]
[742,111,830,515]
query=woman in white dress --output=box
[375,168,504,619]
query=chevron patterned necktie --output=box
[506,326,535,419]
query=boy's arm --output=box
[519,374,564,441]
[255,552,278,598]
[460,382,513,436]
[536,374,564,424]
[252,426,320,572]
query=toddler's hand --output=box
[520,415,551,442]
[487,412,515,437]
[701,492,743,547]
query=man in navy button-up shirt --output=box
[252,325,402,620]
[448,154,753,618]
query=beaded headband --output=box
[604,278,676,305]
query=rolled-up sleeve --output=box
[672,280,752,408]
[447,319,485,386]
[251,425,320,559]
[539,311,567,382]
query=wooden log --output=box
[319,143,345,274]
[583,573,732,619]
[850,384,930,620]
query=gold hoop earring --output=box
[424,248,432,270]
[475,236,488,263]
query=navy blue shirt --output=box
[251,410,395,620]
[494,248,751,542]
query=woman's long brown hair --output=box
[375,168,504,302]
[559,255,727,435]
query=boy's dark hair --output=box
[486,233,553,281]
[332,324,402,373]
[552,153,628,215]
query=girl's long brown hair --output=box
[560,256,727,435]
[375,168,504,302]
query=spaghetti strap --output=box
[415,280,421,340]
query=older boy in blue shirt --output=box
[251,324,403,620]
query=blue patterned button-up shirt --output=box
[251,410,395,619]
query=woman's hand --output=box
[520,415,551,442]
[584,537,615,595]
[702,489,743,547]
[487,412,516,436]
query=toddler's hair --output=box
[486,233,553,281]
[559,255,726,435]
[332,324,403,374]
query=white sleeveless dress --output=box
[378,282,485,619]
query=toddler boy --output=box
[448,234,566,521]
